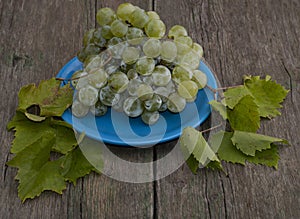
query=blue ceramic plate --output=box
[57,57,218,146]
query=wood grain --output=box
[0,0,299,218]
[155,0,300,218]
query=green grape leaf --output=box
[180,127,220,173]
[244,75,289,118]
[210,131,281,168]
[185,155,199,174]
[247,145,280,169]
[209,100,228,120]
[227,95,260,132]
[231,130,289,156]
[223,76,289,118]
[61,147,99,185]
[18,78,73,117]
[7,133,66,202]
[222,86,250,109]
[7,112,77,154]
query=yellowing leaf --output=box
[231,130,289,156]
[8,112,77,154]
[180,127,220,173]
[227,95,260,132]
[18,78,73,117]
[7,133,66,202]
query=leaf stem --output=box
[200,123,224,133]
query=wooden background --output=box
[1,0,299,218]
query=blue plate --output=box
[57,57,218,147]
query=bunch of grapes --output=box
[72,3,208,125]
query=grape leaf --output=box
[227,95,260,132]
[7,112,77,154]
[24,112,46,122]
[210,131,281,168]
[223,76,289,118]
[7,133,66,202]
[222,86,250,109]
[209,100,228,120]
[61,147,100,185]
[18,78,73,117]
[180,127,220,173]
[231,130,289,156]
[244,75,289,118]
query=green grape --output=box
[85,56,103,73]
[96,7,116,26]
[72,100,89,118]
[166,81,176,93]
[168,25,188,39]
[167,93,186,113]
[88,68,108,89]
[107,40,128,59]
[161,41,177,62]
[141,111,159,125]
[127,69,138,80]
[117,3,136,21]
[119,61,134,72]
[180,50,200,70]
[158,102,168,112]
[121,46,140,64]
[110,20,128,37]
[123,97,144,117]
[174,36,193,55]
[144,19,166,39]
[75,76,89,90]
[83,29,95,46]
[77,44,101,62]
[172,66,193,84]
[112,90,129,112]
[135,57,155,75]
[92,28,106,47]
[154,87,170,102]
[147,11,160,20]
[127,78,142,96]
[186,95,197,103]
[78,85,99,106]
[108,71,129,93]
[192,43,204,58]
[129,7,149,28]
[141,76,154,86]
[90,100,108,116]
[143,38,161,58]
[144,94,162,112]
[71,70,88,88]
[192,70,207,89]
[137,83,153,101]
[101,25,114,39]
[152,65,171,86]
[177,80,198,99]
[99,85,120,106]
[126,27,144,45]
[107,37,123,47]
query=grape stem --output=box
[206,84,243,100]
[200,123,224,133]
[56,50,113,82]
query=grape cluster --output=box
[72,3,207,125]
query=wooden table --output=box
[1,1,299,218]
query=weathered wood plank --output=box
[0,0,154,218]
[154,0,300,218]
